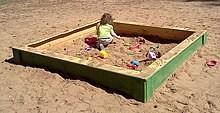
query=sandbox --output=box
[12,20,207,102]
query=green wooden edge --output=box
[144,31,207,101]
[12,47,147,102]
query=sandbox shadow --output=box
[121,34,181,44]
[5,57,135,100]
[144,36,181,44]
[182,0,220,6]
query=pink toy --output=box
[129,42,141,50]
[206,60,217,66]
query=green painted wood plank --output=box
[12,47,147,102]
[12,48,21,64]
[146,77,153,102]
[147,31,206,92]
[132,79,147,102]
[202,31,207,45]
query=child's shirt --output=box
[98,24,113,39]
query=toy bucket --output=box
[85,37,97,44]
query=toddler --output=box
[96,13,120,50]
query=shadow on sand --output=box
[4,57,136,101]
[182,0,220,6]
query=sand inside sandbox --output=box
[45,36,178,70]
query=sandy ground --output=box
[46,36,177,69]
[0,0,220,113]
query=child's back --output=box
[96,13,120,50]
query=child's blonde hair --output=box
[100,13,113,25]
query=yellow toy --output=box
[87,57,93,61]
[99,50,108,58]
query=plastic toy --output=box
[124,43,132,46]
[85,37,97,44]
[150,46,158,51]
[148,51,157,60]
[206,60,217,66]
[99,50,108,58]
[127,63,133,67]
[146,46,159,60]
[131,60,140,66]
[84,46,93,52]
[127,60,140,69]
[129,42,141,50]
[131,65,138,69]
[88,57,93,61]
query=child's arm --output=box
[94,23,100,37]
[110,29,120,39]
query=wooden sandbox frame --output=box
[12,20,207,102]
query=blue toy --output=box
[131,60,140,66]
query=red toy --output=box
[129,42,141,50]
[206,60,217,66]
[85,37,97,44]
[127,60,139,69]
